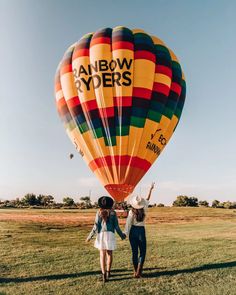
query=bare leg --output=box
[106,250,113,272]
[100,250,106,274]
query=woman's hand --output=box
[85,237,90,243]
[150,182,155,190]
[146,182,155,201]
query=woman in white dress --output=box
[86,196,126,283]
[125,183,155,278]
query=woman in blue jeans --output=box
[125,183,155,278]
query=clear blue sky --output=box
[1,0,236,205]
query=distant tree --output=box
[230,202,236,209]
[93,202,99,208]
[0,200,14,208]
[8,199,18,208]
[212,200,220,208]
[37,195,44,206]
[188,197,198,207]
[63,197,75,207]
[173,195,198,207]
[22,194,38,206]
[173,195,189,207]
[15,197,22,207]
[42,195,54,207]
[199,200,209,207]
[53,202,63,209]
[80,196,92,208]
[211,200,236,209]
[221,201,236,209]
[157,203,165,207]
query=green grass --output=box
[0,207,236,295]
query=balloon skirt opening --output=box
[105,184,134,202]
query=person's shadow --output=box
[146,260,236,278]
[110,261,236,281]
[0,261,235,284]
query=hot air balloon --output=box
[55,26,186,202]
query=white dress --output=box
[94,231,117,250]
[87,211,123,251]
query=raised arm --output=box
[146,182,155,201]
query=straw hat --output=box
[98,196,114,209]
[129,196,148,209]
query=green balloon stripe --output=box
[116,126,129,136]
[147,110,162,123]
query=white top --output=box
[124,201,149,236]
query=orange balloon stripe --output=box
[81,99,98,111]
[99,107,115,118]
[73,48,90,59]
[54,81,61,93]
[171,82,182,96]
[60,64,73,75]
[132,87,152,99]
[114,96,132,107]
[90,36,111,47]
[112,41,134,51]
[57,97,67,109]
[134,50,156,63]
[67,96,81,108]
[155,65,172,78]
[153,82,170,96]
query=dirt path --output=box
[0,212,95,225]
[1,209,235,225]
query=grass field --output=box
[0,207,236,295]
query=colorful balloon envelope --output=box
[55,26,186,201]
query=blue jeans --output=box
[129,225,146,267]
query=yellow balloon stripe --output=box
[125,29,156,181]
[140,45,184,169]
[72,45,115,184]
[111,38,134,183]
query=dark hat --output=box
[98,196,114,209]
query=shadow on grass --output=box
[110,261,236,282]
[0,268,128,284]
[145,261,236,279]
[1,261,236,284]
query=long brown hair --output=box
[132,208,145,222]
[99,208,111,223]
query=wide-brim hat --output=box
[98,196,114,209]
[129,196,148,209]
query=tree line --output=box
[172,195,236,209]
[0,194,94,209]
[0,194,235,209]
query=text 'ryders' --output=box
[73,58,133,92]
